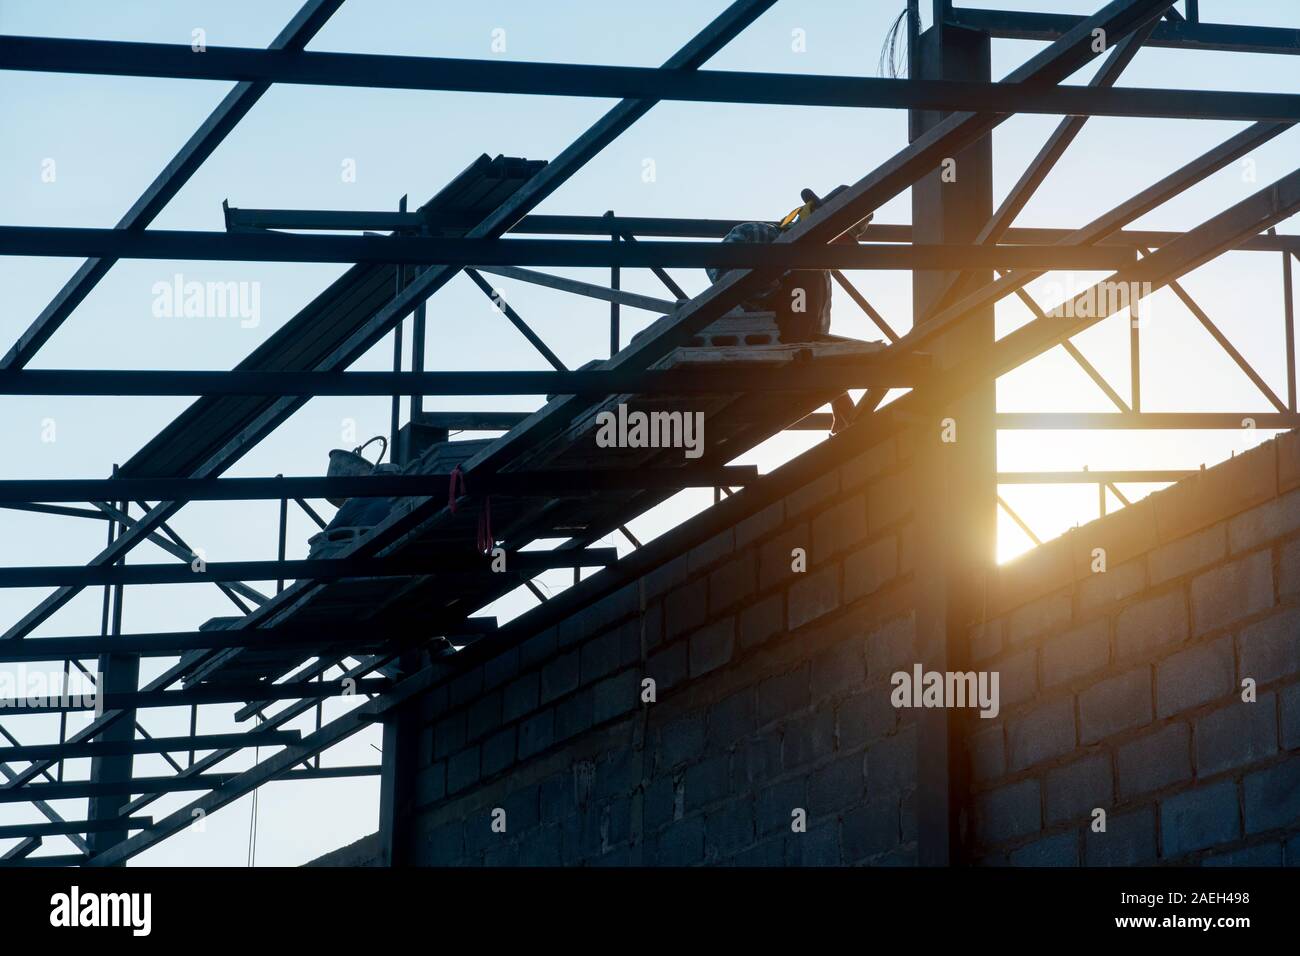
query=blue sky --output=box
[0,0,1297,864]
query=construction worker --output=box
[706,188,870,433]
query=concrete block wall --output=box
[970,432,1300,866]
[401,429,919,866]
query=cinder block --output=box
[967,724,1005,784]
[1009,832,1079,867]
[975,779,1041,846]
[1244,756,1300,834]
[971,618,1003,663]
[1152,441,1277,543]
[446,745,481,794]
[1117,723,1192,798]
[595,665,639,723]
[738,592,785,650]
[865,723,917,798]
[812,493,868,562]
[1084,806,1157,866]
[1149,523,1226,585]
[646,640,688,694]
[842,797,900,861]
[1078,667,1152,744]
[540,650,580,705]
[705,689,753,751]
[1195,695,1277,777]
[811,639,867,700]
[792,821,841,866]
[1077,559,1146,615]
[785,470,840,519]
[1278,430,1300,492]
[1040,618,1109,688]
[995,535,1075,618]
[518,627,558,670]
[1228,486,1300,554]
[1238,608,1300,685]
[684,754,731,811]
[787,564,840,630]
[1073,494,1160,574]
[648,816,705,866]
[864,613,916,678]
[554,688,595,740]
[518,709,555,759]
[483,647,519,691]
[843,536,899,603]
[1160,780,1240,858]
[837,688,897,751]
[656,713,705,772]
[1281,682,1300,751]
[518,823,563,867]
[841,438,896,491]
[1007,590,1072,645]
[782,705,836,770]
[580,629,622,684]
[1116,590,1188,660]
[708,551,756,615]
[664,577,708,640]
[466,690,502,742]
[807,753,867,813]
[867,468,913,533]
[414,762,447,807]
[448,667,484,708]
[705,800,755,859]
[688,617,735,677]
[1156,635,1234,718]
[434,711,467,761]
[1190,550,1273,637]
[687,528,734,575]
[502,671,539,723]
[481,727,517,778]
[1202,843,1283,866]
[734,501,783,549]
[1281,537,1300,597]
[1044,752,1113,826]
[756,665,810,726]
[759,522,810,590]
[995,649,1039,711]
[1007,695,1077,771]
[757,779,806,836]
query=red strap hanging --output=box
[447,464,466,514]
[476,495,494,554]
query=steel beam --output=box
[0,731,300,761]
[0,548,619,589]
[0,818,152,840]
[996,412,1300,428]
[0,765,379,805]
[0,678,389,717]
[0,467,760,504]
[0,226,1139,270]
[9,34,1300,117]
[0,364,927,397]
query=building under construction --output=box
[0,0,1298,871]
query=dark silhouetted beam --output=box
[0,226,1139,270]
[0,467,760,504]
[0,731,300,761]
[0,363,926,397]
[0,548,618,589]
[0,765,379,803]
[0,817,152,840]
[0,679,390,716]
[5,34,1300,117]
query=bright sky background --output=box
[0,0,1297,865]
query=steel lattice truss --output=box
[0,0,1297,866]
